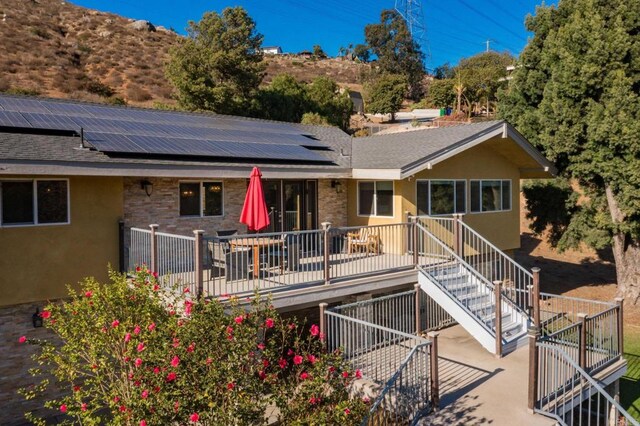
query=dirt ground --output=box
[515,196,640,326]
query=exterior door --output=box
[261,180,317,232]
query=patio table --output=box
[228,237,285,277]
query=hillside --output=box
[0,0,366,107]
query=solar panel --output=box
[84,132,330,162]
[22,113,80,131]
[0,111,32,128]
[0,94,335,163]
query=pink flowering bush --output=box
[20,268,368,425]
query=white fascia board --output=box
[504,123,558,176]
[352,168,402,180]
[0,161,352,179]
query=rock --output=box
[128,20,155,32]
[105,18,113,25]
[98,30,112,38]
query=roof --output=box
[352,120,556,179]
[0,94,352,178]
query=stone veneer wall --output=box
[123,177,348,236]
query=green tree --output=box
[498,0,640,304]
[425,78,455,108]
[456,51,513,115]
[306,77,353,130]
[254,74,307,122]
[353,44,371,63]
[165,7,265,115]
[365,74,408,122]
[301,112,330,126]
[312,44,328,59]
[365,10,426,100]
[433,62,455,80]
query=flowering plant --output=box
[20,268,368,425]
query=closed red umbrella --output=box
[240,167,270,232]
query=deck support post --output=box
[531,267,541,329]
[411,216,419,268]
[494,281,503,358]
[578,313,588,371]
[427,331,440,410]
[615,297,624,358]
[527,326,540,413]
[414,283,421,335]
[321,222,331,285]
[319,303,328,350]
[193,230,204,298]
[149,224,159,273]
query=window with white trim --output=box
[470,180,511,213]
[179,181,223,217]
[358,181,394,217]
[416,180,466,215]
[0,179,69,226]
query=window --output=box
[179,181,224,217]
[0,180,69,226]
[416,180,466,216]
[470,180,511,213]
[358,181,394,217]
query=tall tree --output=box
[254,74,307,123]
[306,77,353,130]
[425,78,455,108]
[457,51,513,114]
[365,10,426,100]
[165,7,265,114]
[365,74,408,122]
[433,63,455,80]
[498,0,640,304]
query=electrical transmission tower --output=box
[394,0,430,62]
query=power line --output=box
[452,0,527,42]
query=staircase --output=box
[413,217,531,356]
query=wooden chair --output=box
[347,229,381,256]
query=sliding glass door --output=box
[262,180,317,232]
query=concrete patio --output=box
[423,325,553,426]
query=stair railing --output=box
[529,331,638,426]
[415,222,521,343]
[457,218,533,316]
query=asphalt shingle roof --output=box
[352,120,505,170]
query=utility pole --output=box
[484,39,493,52]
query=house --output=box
[0,94,630,425]
[262,46,283,55]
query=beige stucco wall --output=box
[347,142,522,251]
[0,176,123,307]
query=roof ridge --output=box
[357,119,505,140]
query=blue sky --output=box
[72,0,543,69]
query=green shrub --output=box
[20,268,368,425]
[84,80,115,98]
[6,87,41,96]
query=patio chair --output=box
[347,228,381,256]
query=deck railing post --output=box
[319,303,328,350]
[414,283,421,335]
[193,230,204,298]
[149,224,159,273]
[494,281,503,358]
[527,326,540,413]
[615,297,624,357]
[578,312,588,371]
[453,213,460,256]
[321,222,331,284]
[411,216,419,267]
[427,331,440,410]
[531,267,541,328]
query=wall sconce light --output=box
[331,180,343,194]
[140,180,153,197]
[32,307,43,328]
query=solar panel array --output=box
[0,95,333,163]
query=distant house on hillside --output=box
[262,46,282,55]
